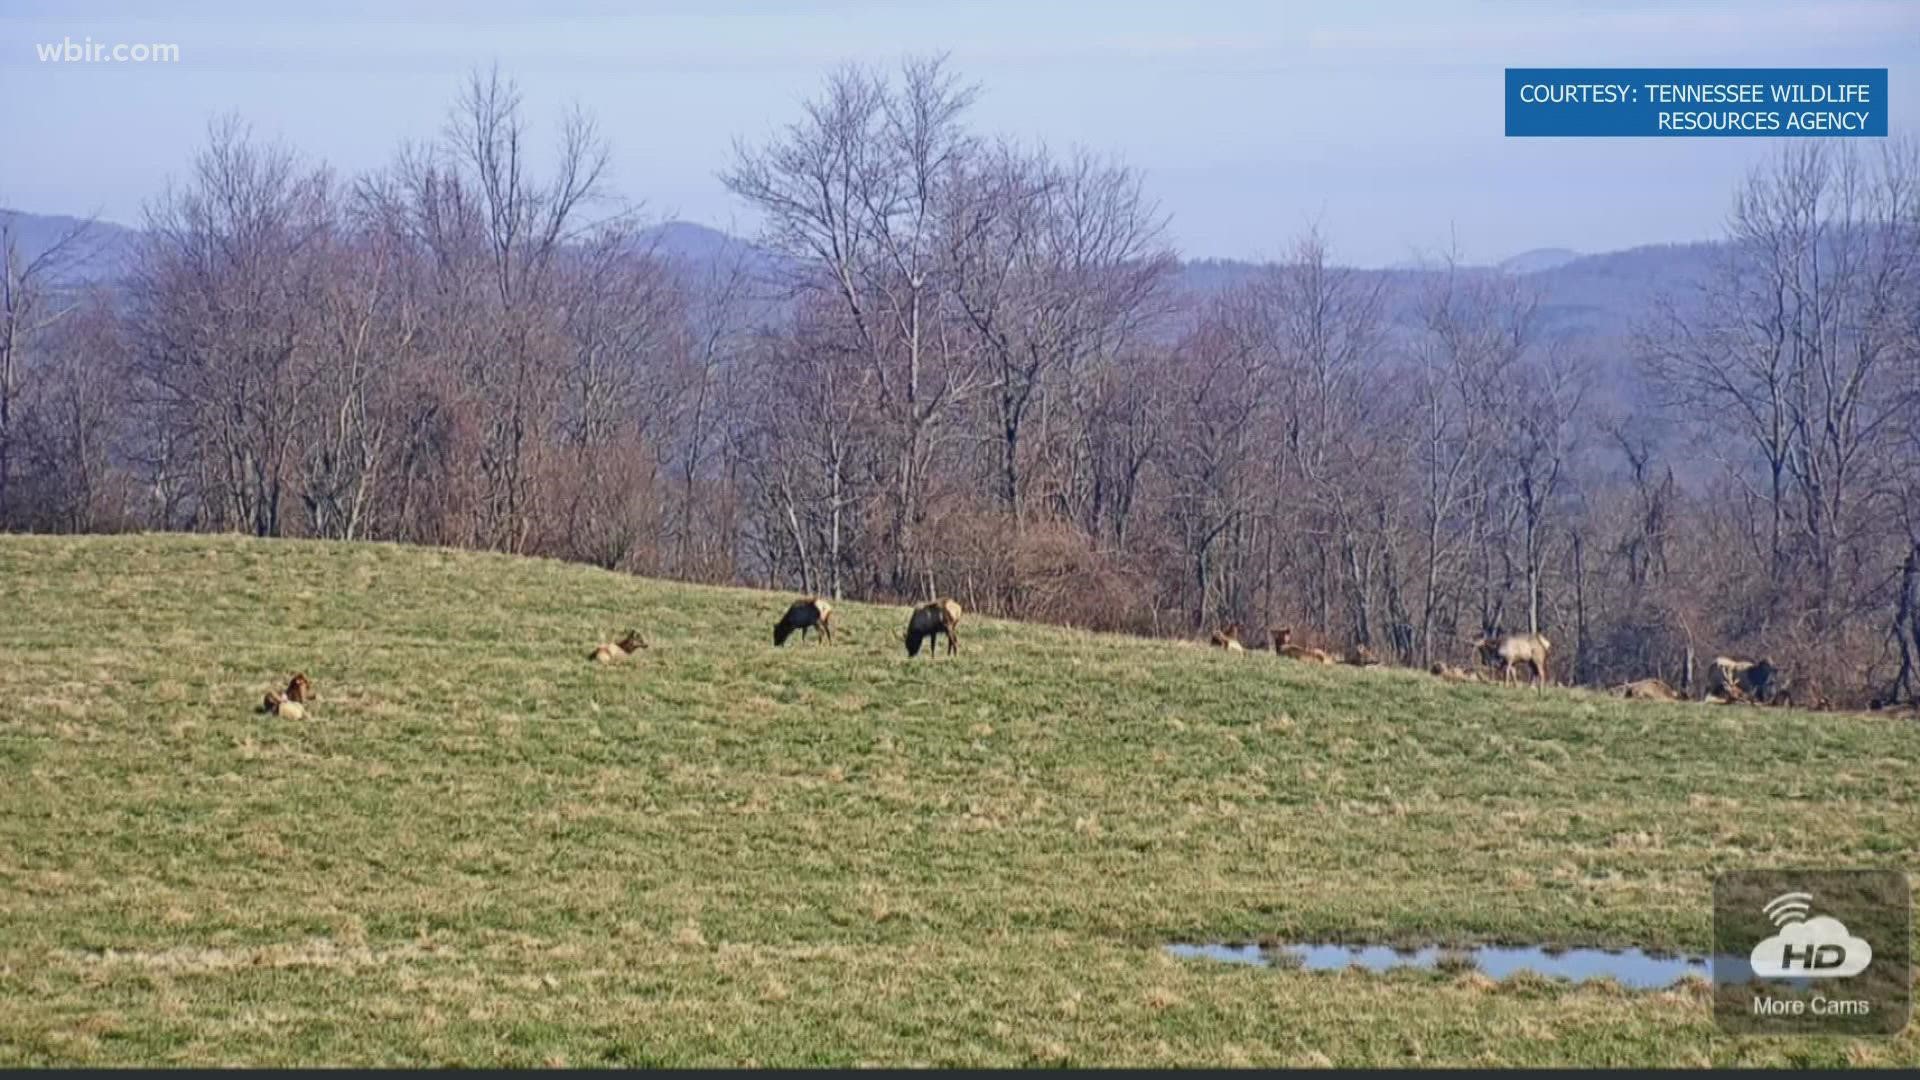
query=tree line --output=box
[4,60,1918,706]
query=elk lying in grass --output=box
[260,691,305,720]
[1429,661,1479,682]
[1208,624,1247,652]
[1342,643,1381,667]
[1270,627,1334,664]
[1612,677,1684,701]
[906,598,962,658]
[259,673,313,719]
[590,629,649,664]
[1474,633,1552,689]
[773,597,834,646]
[1704,656,1779,704]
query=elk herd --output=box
[577,594,964,670]
[1210,621,1839,712]
[250,592,1890,721]
[1212,624,1542,681]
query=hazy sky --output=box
[3,0,1915,266]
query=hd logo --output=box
[1714,870,1909,1036]
[1747,892,1872,978]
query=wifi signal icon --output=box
[1762,891,1814,927]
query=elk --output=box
[773,597,834,646]
[1270,627,1334,664]
[936,597,962,638]
[1208,624,1247,652]
[1704,656,1779,705]
[258,672,313,719]
[1342,643,1382,667]
[259,690,306,721]
[1429,661,1479,682]
[1611,677,1684,701]
[905,599,961,658]
[1474,633,1552,689]
[590,628,649,663]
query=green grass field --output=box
[1,534,1915,1066]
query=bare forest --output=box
[5,60,1919,707]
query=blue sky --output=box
[2,0,1915,266]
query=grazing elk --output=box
[1704,656,1779,705]
[590,628,649,664]
[1474,633,1552,689]
[773,597,834,646]
[1208,624,1247,652]
[1271,627,1335,664]
[905,599,962,658]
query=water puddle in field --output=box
[1165,941,1715,989]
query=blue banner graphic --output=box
[1506,68,1887,137]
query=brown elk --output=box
[1611,677,1684,701]
[259,690,306,721]
[590,628,649,663]
[906,599,961,658]
[1208,624,1247,652]
[285,672,312,704]
[1474,633,1552,689]
[774,597,834,646]
[1429,662,1479,682]
[1270,626,1334,664]
[1342,643,1381,667]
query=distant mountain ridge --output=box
[5,206,1713,298]
[4,207,1716,405]
[0,211,141,280]
[1499,247,1582,274]
[0,210,765,285]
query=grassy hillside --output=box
[1,534,1914,1067]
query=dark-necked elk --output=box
[906,598,962,658]
[1474,633,1552,689]
[1705,656,1779,705]
[774,597,834,646]
[1208,624,1247,652]
[1270,626,1333,663]
[260,672,313,719]
[590,628,649,663]
[260,690,306,720]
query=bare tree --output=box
[1261,228,1394,648]
[948,144,1173,524]
[1508,342,1586,638]
[129,117,332,536]
[726,55,986,593]
[1412,254,1507,662]
[0,211,99,524]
